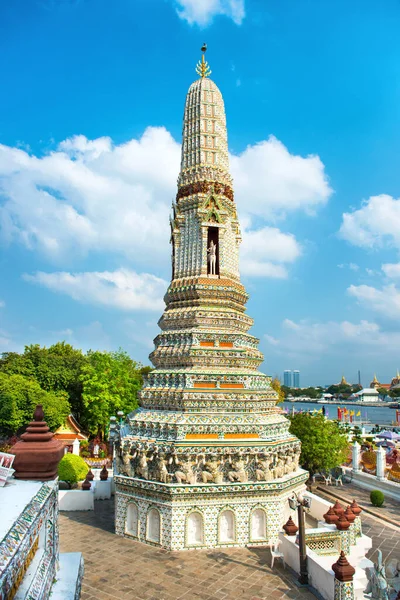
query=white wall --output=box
[351,470,400,501]
[59,490,94,511]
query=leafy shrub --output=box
[79,440,89,451]
[370,490,385,507]
[58,454,89,483]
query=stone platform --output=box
[60,499,317,600]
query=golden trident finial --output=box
[196,43,212,78]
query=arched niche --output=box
[126,502,139,537]
[250,508,267,541]
[186,511,204,546]
[147,508,161,543]
[219,509,235,543]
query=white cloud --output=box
[339,194,400,249]
[23,268,167,312]
[174,0,245,26]
[348,283,400,320]
[0,127,179,264]
[241,226,301,278]
[382,263,400,279]
[0,300,5,308]
[264,317,400,359]
[230,135,332,220]
[337,263,359,272]
[0,129,329,278]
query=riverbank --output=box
[282,400,400,426]
[286,398,399,408]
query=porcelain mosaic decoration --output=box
[114,46,308,551]
[0,482,59,599]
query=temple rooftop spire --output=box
[196,43,212,78]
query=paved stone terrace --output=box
[59,500,317,600]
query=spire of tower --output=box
[196,43,212,78]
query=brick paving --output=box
[59,500,317,600]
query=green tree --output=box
[288,412,349,476]
[326,384,352,396]
[0,343,86,420]
[0,372,70,436]
[80,349,142,438]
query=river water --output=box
[282,401,400,428]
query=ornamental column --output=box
[375,446,386,481]
[352,441,360,473]
[332,551,355,600]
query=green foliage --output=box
[288,412,349,476]
[0,372,70,436]
[370,490,385,507]
[281,386,322,399]
[80,349,142,438]
[58,454,89,483]
[0,343,86,421]
[351,425,363,444]
[326,384,352,396]
[0,344,147,437]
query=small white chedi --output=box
[113,46,308,550]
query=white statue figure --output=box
[273,456,285,479]
[385,558,400,594]
[201,455,222,483]
[155,454,170,483]
[228,453,248,483]
[174,455,197,484]
[208,240,217,275]
[93,443,100,457]
[132,447,150,480]
[284,453,293,475]
[365,550,390,600]
[293,450,300,472]
[255,456,273,482]
[119,443,134,477]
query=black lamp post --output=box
[288,492,311,585]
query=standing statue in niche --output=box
[208,240,217,275]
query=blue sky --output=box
[1,0,400,386]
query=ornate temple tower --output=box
[114,47,308,550]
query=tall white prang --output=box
[113,47,308,550]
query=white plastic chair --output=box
[270,540,285,569]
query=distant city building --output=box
[283,370,292,387]
[351,388,379,403]
[293,370,300,389]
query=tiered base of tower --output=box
[115,469,307,551]
[114,384,308,550]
